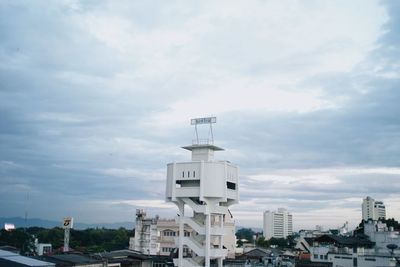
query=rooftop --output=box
[38,253,102,266]
[0,249,54,267]
[182,144,224,151]
[314,235,375,248]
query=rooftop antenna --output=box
[24,191,30,230]
[191,116,216,145]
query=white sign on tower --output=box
[191,117,217,145]
[62,217,73,252]
[63,217,74,229]
[191,116,216,125]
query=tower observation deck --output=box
[166,117,239,267]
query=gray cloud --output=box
[0,0,399,229]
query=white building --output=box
[132,209,160,255]
[165,117,239,267]
[263,208,293,240]
[309,220,400,267]
[311,245,398,267]
[364,220,400,253]
[362,196,386,221]
[130,209,237,259]
[310,233,399,267]
[34,239,52,256]
[130,210,192,256]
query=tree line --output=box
[235,227,296,249]
[0,227,134,254]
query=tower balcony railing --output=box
[192,139,213,145]
[175,187,200,197]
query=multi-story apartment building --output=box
[263,208,293,240]
[131,209,160,255]
[157,218,192,256]
[362,196,386,221]
[130,209,236,258]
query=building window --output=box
[193,171,195,177]
[188,171,190,178]
[43,246,51,254]
[184,231,190,237]
[227,182,236,190]
[162,247,174,252]
[163,230,176,236]
[182,171,184,177]
[314,254,318,259]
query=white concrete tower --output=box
[166,117,239,267]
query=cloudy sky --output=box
[1,0,400,231]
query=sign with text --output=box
[191,117,216,125]
[62,217,74,229]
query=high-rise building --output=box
[263,208,293,240]
[362,196,386,221]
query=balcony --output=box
[175,187,200,197]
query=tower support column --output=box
[205,213,211,267]
[218,214,224,267]
[63,228,70,252]
[178,202,184,267]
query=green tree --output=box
[286,234,296,248]
[0,229,35,254]
[235,228,256,242]
[381,218,400,230]
[37,227,64,249]
[255,236,268,247]
[355,218,400,236]
[268,237,287,247]
[256,235,295,249]
[1,227,134,254]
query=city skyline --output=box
[1,0,400,231]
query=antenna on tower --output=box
[191,116,216,145]
[24,191,30,230]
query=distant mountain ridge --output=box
[0,217,134,230]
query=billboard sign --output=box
[62,217,74,229]
[191,117,216,125]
